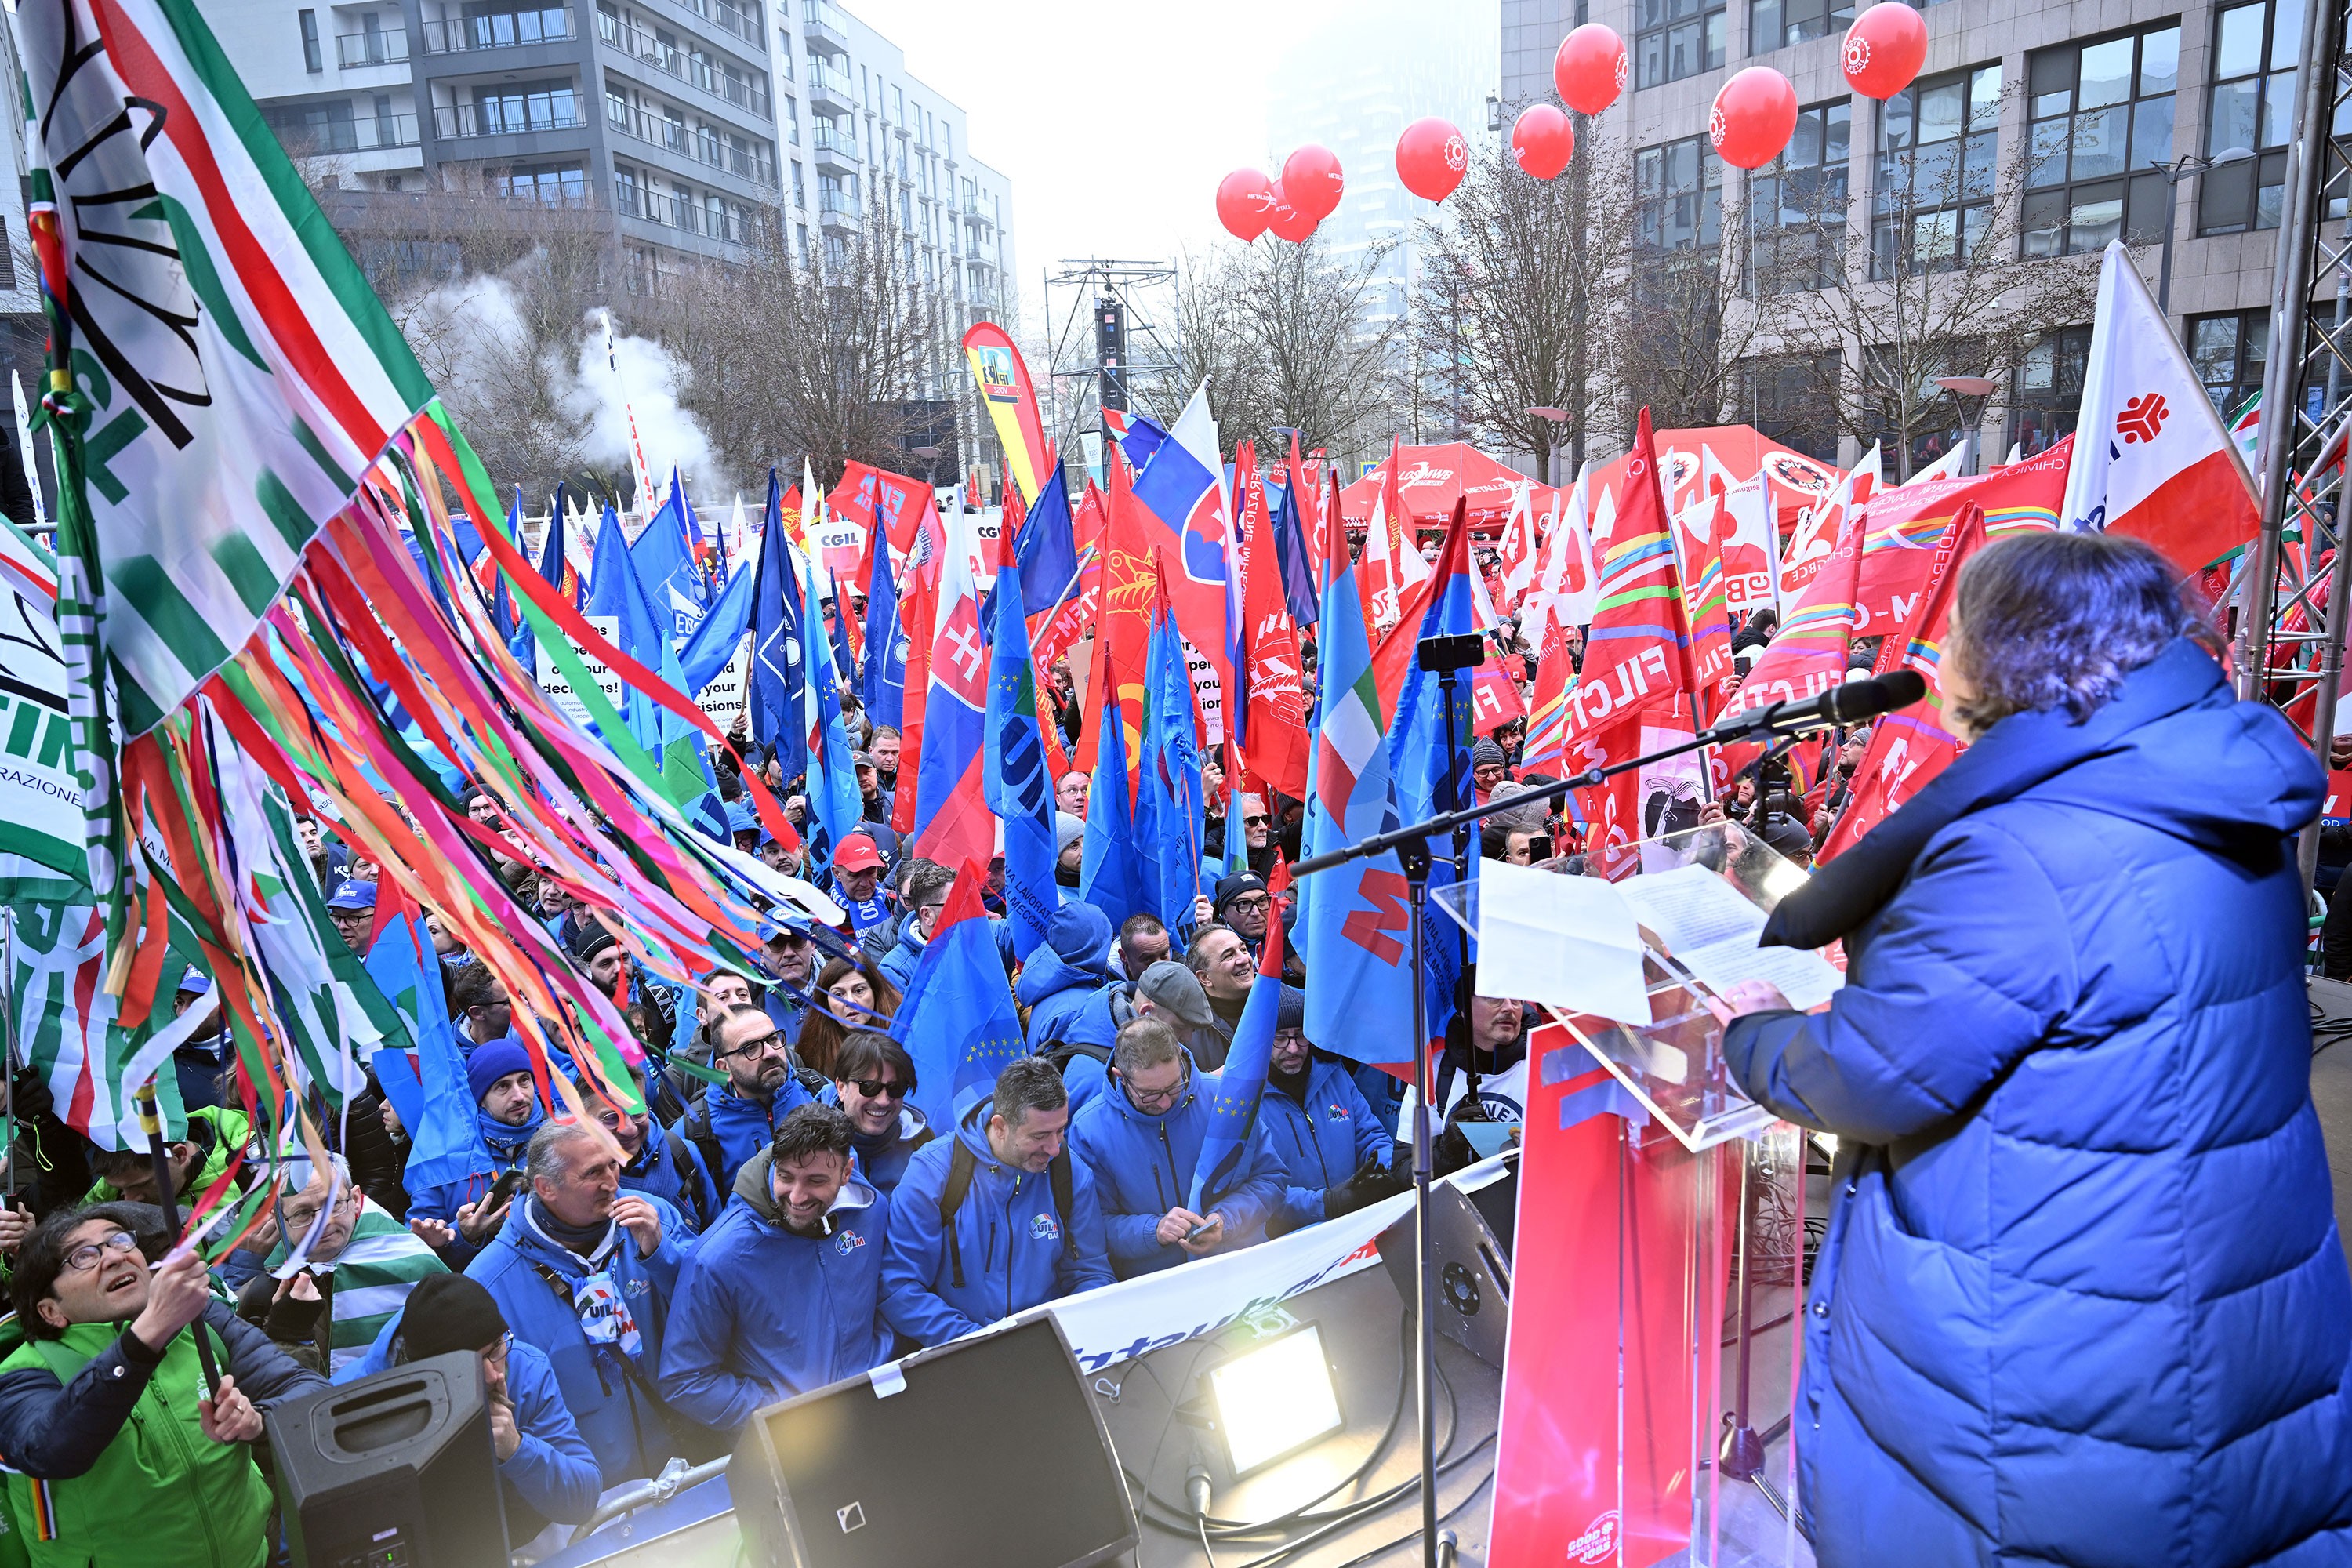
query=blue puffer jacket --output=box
[657,1147,893,1432]
[622,1127,717,1234]
[1066,1053,1284,1278]
[1018,902,1116,1047]
[1053,982,1135,1117]
[817,1084,936,1197]
[1259,1058,1388,1229]
[878,920,928,994]
[465,1193,693,1488]
[1726,639,2352,1568]
[341,1316,601,1533]
[880,1099,1115,1346]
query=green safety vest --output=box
[0,1321,271,1568]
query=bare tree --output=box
[1751,88,2101,479]
[1235,233,1404,465]
[1168,245,1272,454]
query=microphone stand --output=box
[1292,680,1897,1568]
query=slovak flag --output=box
[2060,241,2261,572]
[911,506,997,871]
[1130,382,1241,742]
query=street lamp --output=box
[1932,376,1998,477]
[2151,148,2254,313]
[912,443,942,493]
[1527,406,1567,485]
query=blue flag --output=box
[1269,467,1319,630]
[891,870,1025,1137]
[678,561,753,697]
[859,530,907,730]
[984,538,1058,960]
[802,552,866,876]
[1142,592,1205,940]
[1386,513,1479,1049]
[1189,897,1287,1212]
[1116,413,1170,474]
[747,471,809,781]
[363,909,475,1194]
[1076,664,1146,931]
[630,468,711,641]
[1013,464,1080,617]
[586,505,671,756]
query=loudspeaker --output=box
[265,1350,508,1568]
[731,1313,1136,1568]
[1377,1159,1517,1369]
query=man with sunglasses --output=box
[1068,1018,1284,1279]
[822,1032,934,1197]
[0,1203,325,1568]
[669,1005,815,1213]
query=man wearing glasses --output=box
[1068,1019,1285,1279]
[238,1152,447,1376]
[0,1203,325,1568]
[325,878,378,956]
[669,1005,815,1211]
[822,1032,933,1196]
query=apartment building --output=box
[1500,0,2316,469]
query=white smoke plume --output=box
[563,310,721,511]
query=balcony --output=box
[682,0,764,47]
[336,28,408,67]
[607,104,777,187]
[806,60,854,113]
[818,188,862,229]
[602,18,771,120]
[615,181,746,245]
[419,6,574,53]
[433,100,585,139]
[278,112,420,155]
[811,122,856,169]
[800,0,851,56]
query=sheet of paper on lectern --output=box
[1474,860,1652,1025]
[1617,864,1843,1011]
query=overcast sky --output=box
[852,0,1357,308]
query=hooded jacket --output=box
[1065,1053,1285,1278]
[669,1074,815,1215]
[465,1192,691,1488]
[1055,983,1138,1116]
[1260,1058,1389,1228]
[404,1102,546,1268]
[657,1147,892,1432]
[1725,639,2352,1567]
[879,1098,1114,1347]
[342,1316,601,1535]
[1018,902,1117,1048]
[621,1125,716,1234]
[816,1084,935,1197]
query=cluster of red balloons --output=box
[1216,146,1344,242]
[1215,3,1924,230]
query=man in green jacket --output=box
[82,1105,252,1208]
[0,1202,325,1567]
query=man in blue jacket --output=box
[405,1038,544,1267]
[467,1120,692,1489]
[670,1004,815,1214]
[1018,902,1116,1048]
[584,1076,716,1233]
[659,1105,893,1434]
[878,859,953,993]
[1055,962,1216,1118]
[819,1032,933,1196]
[1067,1018,1284,1279]
[342,1272,600,1542]
[883,1058,1113,1346]
[1258,995,1400,1234]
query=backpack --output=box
[937,1138,1075,1289]
[659,1127,713,1232]
[1037,1040,1111,1077]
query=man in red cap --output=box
[827,833,892,935]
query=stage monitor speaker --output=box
[731,1312,1135,1568]
[266,1349,508,1568]
[1378,1160,1516,1369]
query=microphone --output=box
[1713,669,1927,739]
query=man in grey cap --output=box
[1471,737,1510,804]
[1054,811,1086,891]
[1050,960,1216,1115]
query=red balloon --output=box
[1216,169,1273,241]
[1709,66,1800,169]
[1282,145,1345,220]
[1552,24,1628,116]
[1265,181,1319,243]
[1396,117,1470,203]
[1842,2,1929,100]
[1512,103,1575,179]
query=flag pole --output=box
[132,1078,223,1396]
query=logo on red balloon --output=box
[1443,135,1468,172]
[1613,54,1628,91]
[1843,35,1870,73]
[1708,106,1727,147]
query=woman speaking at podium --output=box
[1719,532,2352,1568]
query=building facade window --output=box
[1749,0,1850,53]
[2024,24,2176,257]
[473,78,579,134]
[1740,352,1842,460]
[2198,0,2326,233]
[461,5,567,48]
[2012,325,2094,456]
[1636,133,1723,254]
[2189,308,2268,419]
[1873,64,1999,278]
[299,9,322,71]
[1750,100,1849,293]
[493,162,586,203]
[1637,0,1726,89]
[613,162,642,216]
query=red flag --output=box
[1240,443,1312,802]
[1818,501,1989,859]
[1715,501,1867,793]
[1569,410,1699,743]
[891,541,939,835]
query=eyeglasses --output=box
[593,1109,646,1131]
[485,1330,514,1363]
[1120,1066,1189,1109]
[64,1230,139,1273]
[718,1030,790,1061]
[280,1188,358,1231]
[1225,894,1272,914]
[1242,815,1269,828]
[845,1077,908,1100]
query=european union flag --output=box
[1189,873,1288,1212]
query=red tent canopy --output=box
[1584,424,1841,533]
[1337,443,1557,535]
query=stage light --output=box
[1206,1323,1345,1477]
